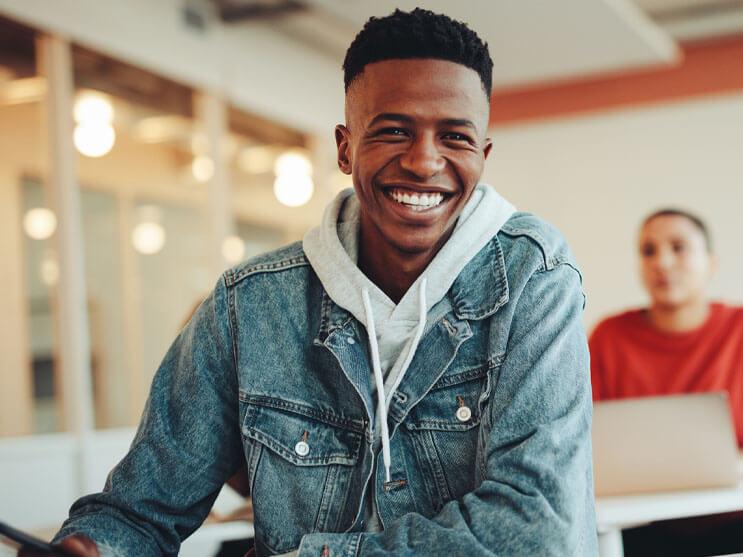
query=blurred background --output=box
[0,0,741,553]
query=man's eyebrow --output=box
[368,113,414,127]
[441,118,477,130]
[368,113,478,131]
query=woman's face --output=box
[638,215,714,309]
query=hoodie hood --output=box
[304,183,516,331]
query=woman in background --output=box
[590,208,743,556]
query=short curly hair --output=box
[642,208,713,252]
[343,8,493,99]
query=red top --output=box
[589,303,743,446]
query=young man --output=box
[590,209,743,443]
[33,9,596,557]
[590,209,743,557]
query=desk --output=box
[596,464,743,557]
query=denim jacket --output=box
[56,212,597,556]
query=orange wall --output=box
[490,34,743,126]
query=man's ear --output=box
[483,137,493,160]
[335,124,352,175]
[708,253,719,279]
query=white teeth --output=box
[389,189,444,210]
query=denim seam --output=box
[430,363,489,389]
[314,463,339,532]
[224,274,240,381]
[241,394,367,432]
[423,429,453,507]
[346,532,362,557]
[245,427,361,466]
[452,238,510,321]
[533,261,586,308]
[229,256,310,285]
[408,431,441,512]
[245,440,263,497]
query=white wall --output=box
[484,92,743,329]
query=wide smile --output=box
[382,186,453,216]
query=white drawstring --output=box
[385,278,428,412]
[361,278,428,485]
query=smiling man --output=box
[36,8,596,557]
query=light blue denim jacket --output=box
[56,212,597,556]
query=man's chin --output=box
[651,294,691,310]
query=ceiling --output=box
[213,0,743,89]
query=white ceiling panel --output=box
[302,0,680,88]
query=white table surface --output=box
[595,454,743,557]
[596,482,743,532]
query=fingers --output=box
[59,535,99,556]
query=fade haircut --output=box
[343,8,493,99]
[642,208,713,252]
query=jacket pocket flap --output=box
[242,397,363,466]
[406,364,493,432]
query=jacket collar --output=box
[449,235,509,321]
[315,234,509,342]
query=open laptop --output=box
[592,391,740,497]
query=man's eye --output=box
[442,132,472,142]
[379,128,408,137]
[640,245,655,257]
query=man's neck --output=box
[358,243,431,304]
[647,298,710,333]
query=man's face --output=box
[638,215,714,309]
[336,59,492,256]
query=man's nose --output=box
[653,248,675,270]
[399,133,445,179]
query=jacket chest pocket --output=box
[404,363,496,507]
[241,396,365,554]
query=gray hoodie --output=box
[303,183,516,531]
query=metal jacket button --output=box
[456,405,472,422]
[346,337,355,345]
[294,440,310,456]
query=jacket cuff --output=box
[297,532,364,557]
[54,512,160,557]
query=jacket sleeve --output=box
[53,275,243,556]
[298,263,597,557]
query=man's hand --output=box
[18,535,99,557]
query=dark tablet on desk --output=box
[0,520,60,554]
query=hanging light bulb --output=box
[23,207,57,240]
[274,150,312,177]
[192,155,215,182]
[74,92,114,125]
[131,205,166,255]
[273,148,314,207]
[73,91,116,157]
[273,173,314,208]
[74,123,116,157]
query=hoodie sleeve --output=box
[297,262,597,556]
